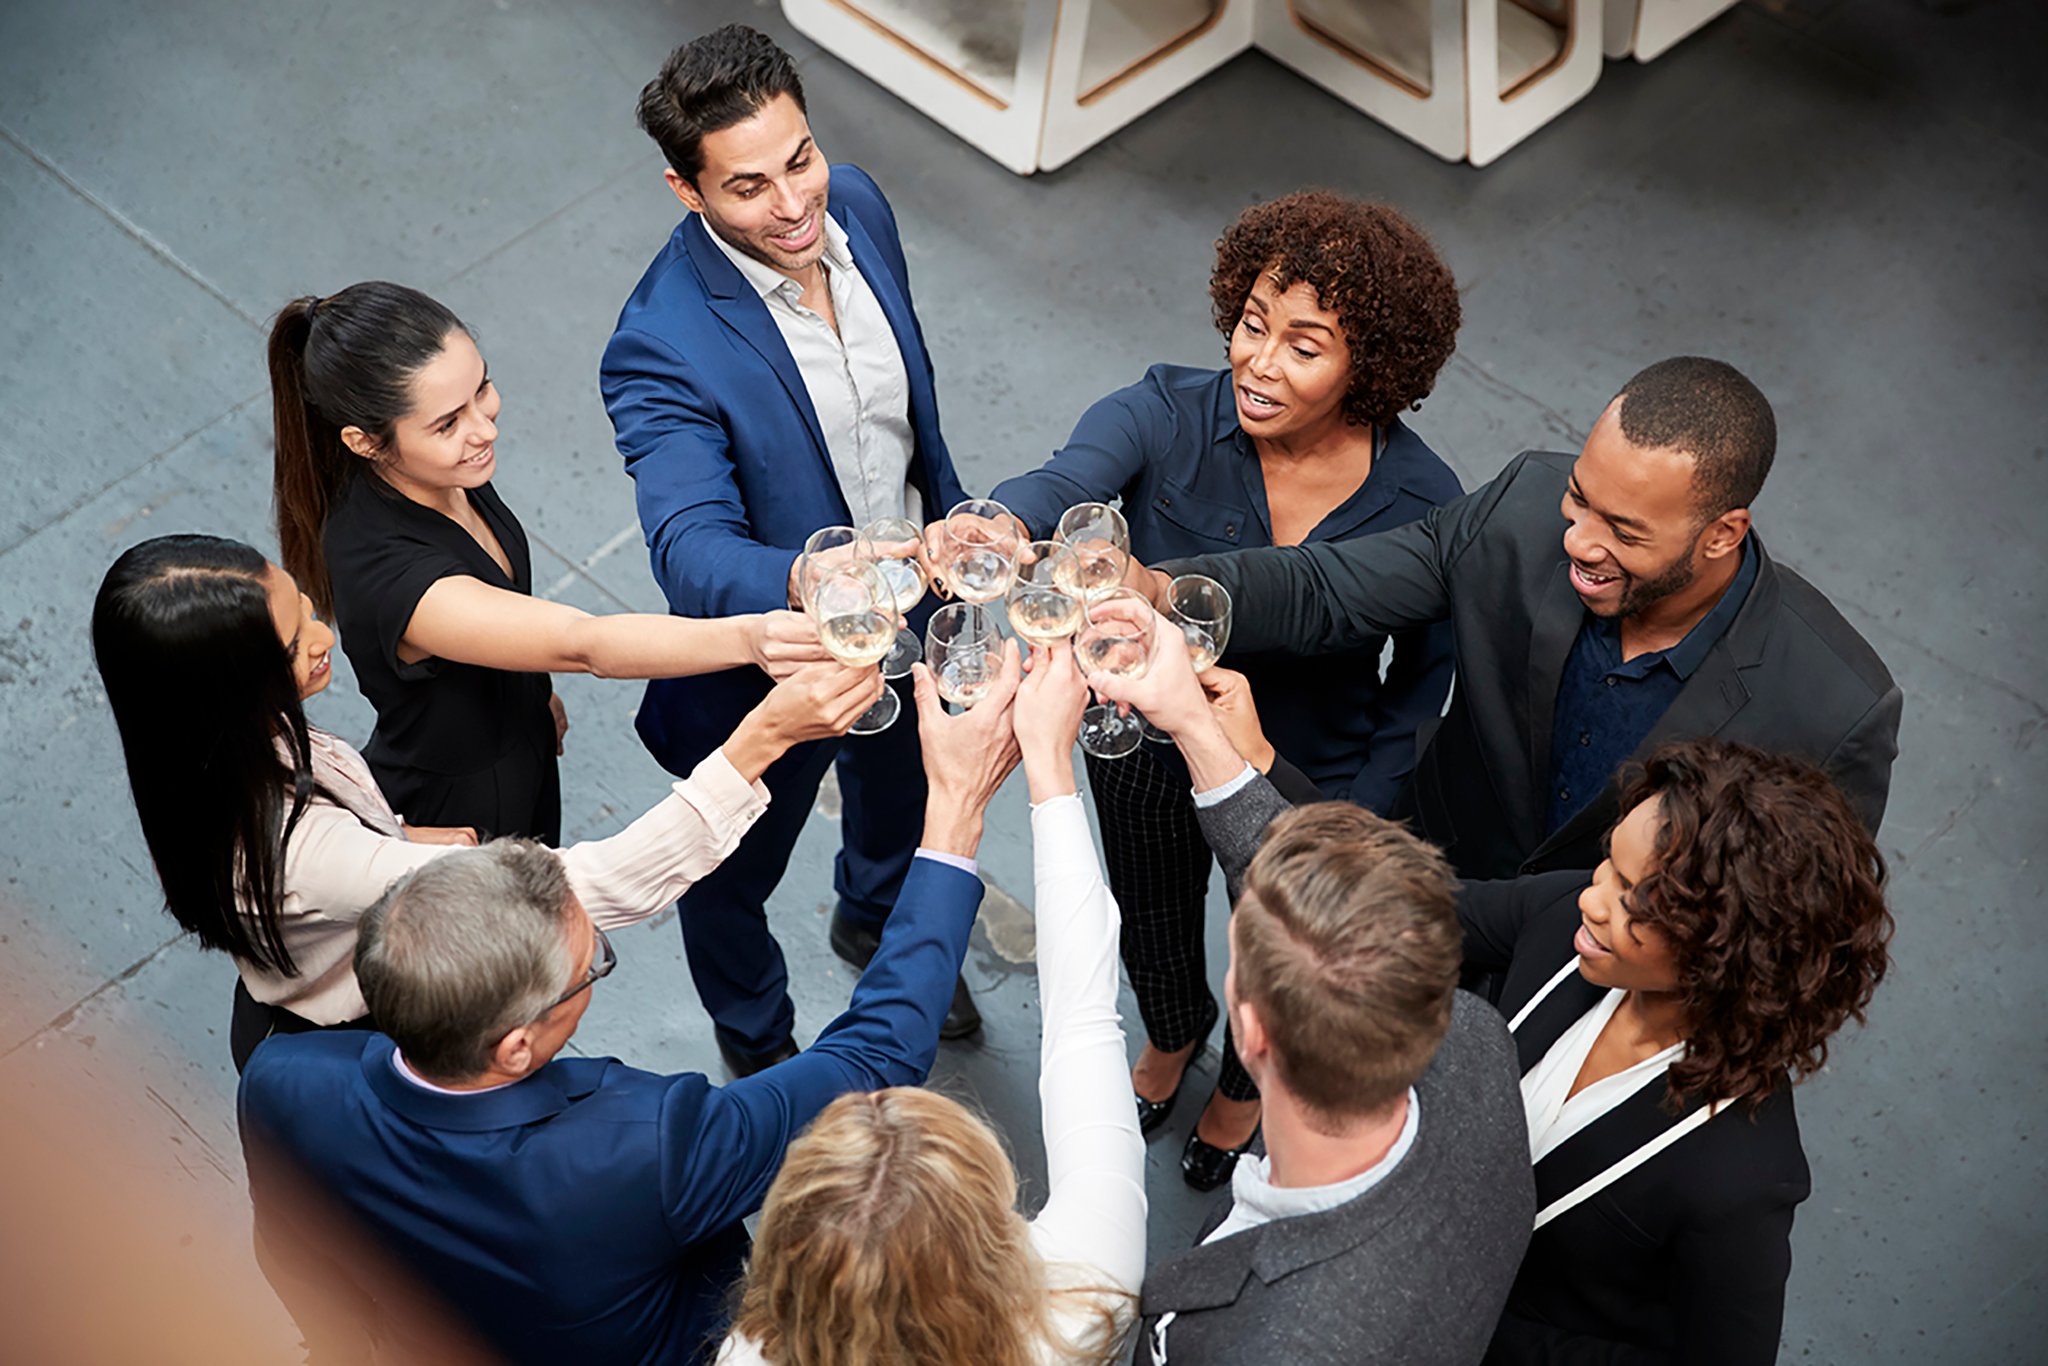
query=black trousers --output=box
[229,978,368,1074]
[1086,745,1258,1103]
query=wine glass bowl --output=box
[925,603,1001,708]
[1075,586,1154,760]
[940,499,1021,605]
[804,558,900,734]
[1053,502,1131,603]
[1165,574,1232,674]
[1005,540,1085,646]
[860,515,929,674]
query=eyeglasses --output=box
[542,922,616,1015]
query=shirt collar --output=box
[1661,534,1757,679]
[1227,1087,1421,1223]
[700,211,853,301]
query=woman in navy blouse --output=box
[991,192,1465,1189]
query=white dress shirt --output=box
[1520,986,1684,1163]
[1200,1088,1421,1247]
[718,793,1146,1365]
[239,730,771,1024]
[703,213,919,528]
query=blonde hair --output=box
[731,1088,1131,1366]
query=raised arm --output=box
[657,645,1026,1237]
[601,326,805,618]
[400,576,829,680]
[1013,645,1147,1303]
[987,372,1176,540]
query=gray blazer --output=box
[1164,451,1902,880]
[1137,775,1535,1365]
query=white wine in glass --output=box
[1182,623,1220,674]
[946,545,1015,604]
[820,609,896,668]
[1009,587,1084,646]
[937,657,994,707]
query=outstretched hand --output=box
[1084,601,1210,737]
[1014,643,1089,801]
[750,609,833,679]
[910,638,1024,857]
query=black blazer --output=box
[1166,451,1903,879]
[1461,872,1810,1366]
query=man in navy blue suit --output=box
[239,653,1024,1366]
[602,25,978,1072]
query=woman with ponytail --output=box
[270,282,826,843]
[92,535,879,1070]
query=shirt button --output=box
[1579,731,1591,747]
[1559,787,1572,803]
[1225,524,1237,537]
[1605,677,1617,688]
[1159,496,1172,508]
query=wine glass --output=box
[1075,587,1155,760]
[808,560,900,734]
[1052,503,1130,603]
[1134,574,1234,743]
[796,526,866,613]
[1005,541,1084,646]
[925,603,1002,709]
[861,515,928,674]
[939,498,1021,604]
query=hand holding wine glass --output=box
[807,559,902,734]
[1074,587,1156,760]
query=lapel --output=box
[680,215,836,484]
[1505,944,1607,1078]
[1524,562,1583,847]
[1531,1070,1703,1212]
[1526,539,1778,869]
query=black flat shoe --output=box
[1181,1123,1261,1193]
[835,910,982,1040]
[1134,1074,1185,1137]
[718,1037,799,1079]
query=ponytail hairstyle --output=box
[92,535,320,975]
[269,282,469,614]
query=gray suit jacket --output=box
[1164,451,1902,880]
[1137,776,1535,1365]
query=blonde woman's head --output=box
[731,1087,1124,1366]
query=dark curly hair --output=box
[1618,739,1893,1114]
[1209,192,1460,429]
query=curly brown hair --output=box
[1209,191,1460,429]
[1618,739,1893,1114]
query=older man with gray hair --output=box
[239,646,1028,1366]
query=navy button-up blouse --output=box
[990,364,1462,812]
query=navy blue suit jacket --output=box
[991,364,1461,810]
[601,165,970,777]
[239,858,984,1365]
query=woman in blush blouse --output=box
[1459,738,1894,1364]
[719,642,1145,1366]
[988,192,1464,1190]
[91,534,880,1070]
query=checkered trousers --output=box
[1084,744,1259,1102]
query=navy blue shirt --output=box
[990,364,1463,812]
[1547,539,1759,832]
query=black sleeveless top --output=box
[322,473,556,833]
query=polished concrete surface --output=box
[0,0,2041,1360]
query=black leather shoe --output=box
[832,910,982,1040]
[718,1037,799,1079]
[1134,1072,1185,1137]
[1181,1123,1261,1193]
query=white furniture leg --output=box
[1256,0,1469,164]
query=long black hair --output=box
[92,535,319,975]
[269,281,468,614]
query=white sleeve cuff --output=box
[1191,762,1261,809]
[915,848,980,878]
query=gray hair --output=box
[355,841,576,1081]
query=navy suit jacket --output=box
[239,858,984,1366]
[601,164,970,776]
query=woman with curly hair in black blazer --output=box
[1460,737,1893,1365]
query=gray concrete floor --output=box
[1,0,2041,1360]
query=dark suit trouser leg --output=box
[676,736,839,1056]
[830,677,929,929]
[1086,746,1258,1102]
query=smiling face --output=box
[341,328,500,496]
[263,562,336,700]
[1574,795,1683,995]
[1560,400,1725,619]
[667,92,830,278]
[1227,273,1355,440]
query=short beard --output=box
[1615,529,1704,619]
